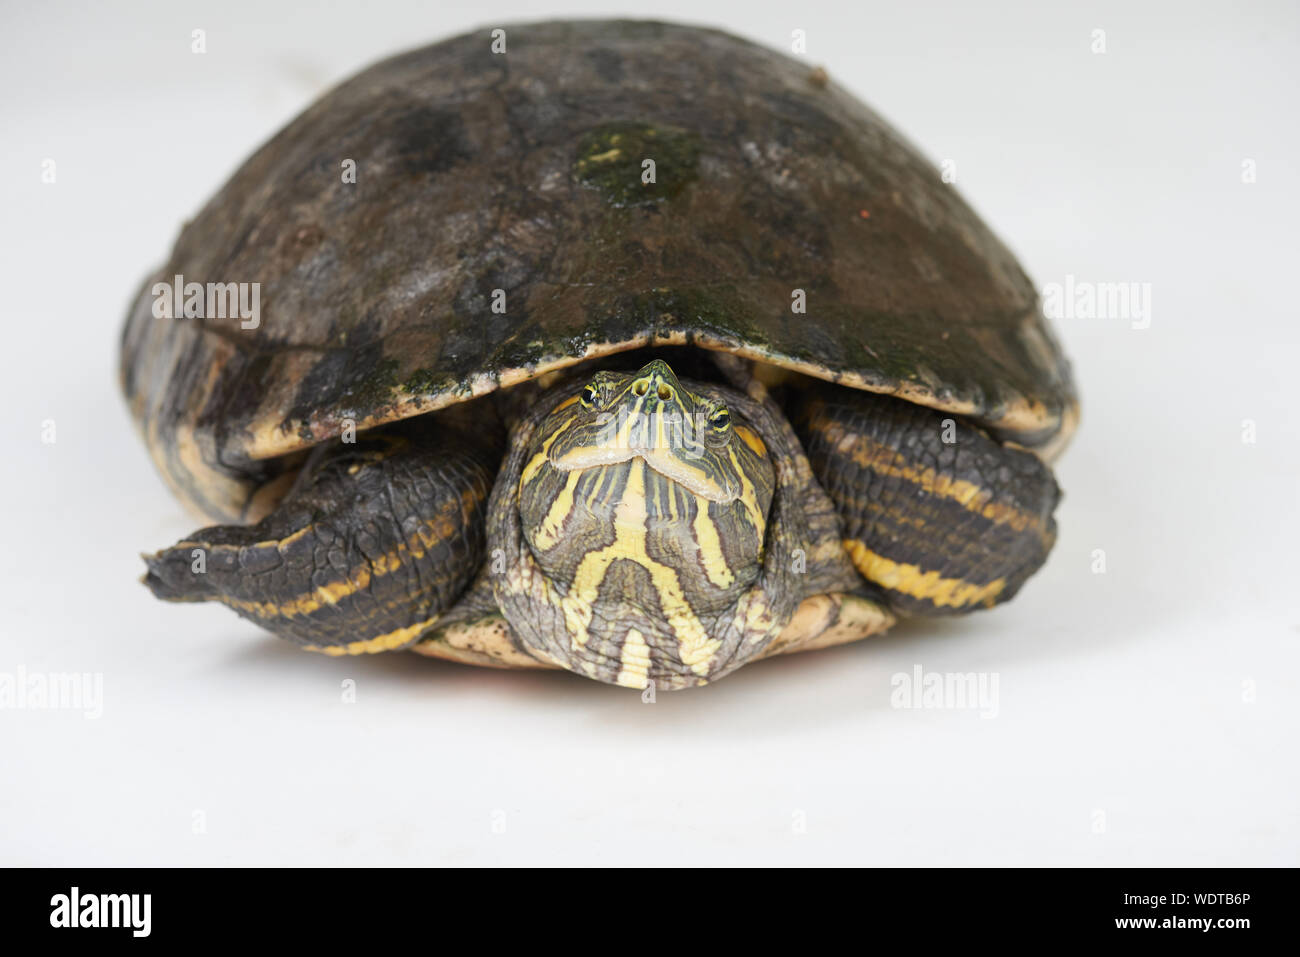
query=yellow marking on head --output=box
[733,425,766,457]
[580,467,610,514]
[532,469,581,550]
[692,500,735,589]
[304,614,439,656]
[727,444,766,534]
[843,541,1006,609]
[548,362,749,503]
[615,628,652,689]
[522,409,576,486]
[560,460,721,674]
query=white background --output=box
[2,0,1297,866]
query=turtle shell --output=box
[120,19,1077,522]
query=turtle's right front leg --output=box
[142,416,502,655]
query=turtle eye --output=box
[709,407,731,432]
[580,382,601,409]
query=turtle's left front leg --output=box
[142,415,503,655]
[787,384,1061,617]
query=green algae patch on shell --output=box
[573,122,702,207]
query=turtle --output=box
[122,19,1078,691]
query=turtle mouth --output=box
[553,446,740,503]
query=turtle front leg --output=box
[142,416,502,654]
[788,385,1062,617]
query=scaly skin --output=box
[141,358,1061,690]
[489,361,854,689]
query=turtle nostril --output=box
[657,384,673,401]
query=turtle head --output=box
[506,359,779,688]
[542,359,748,502]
